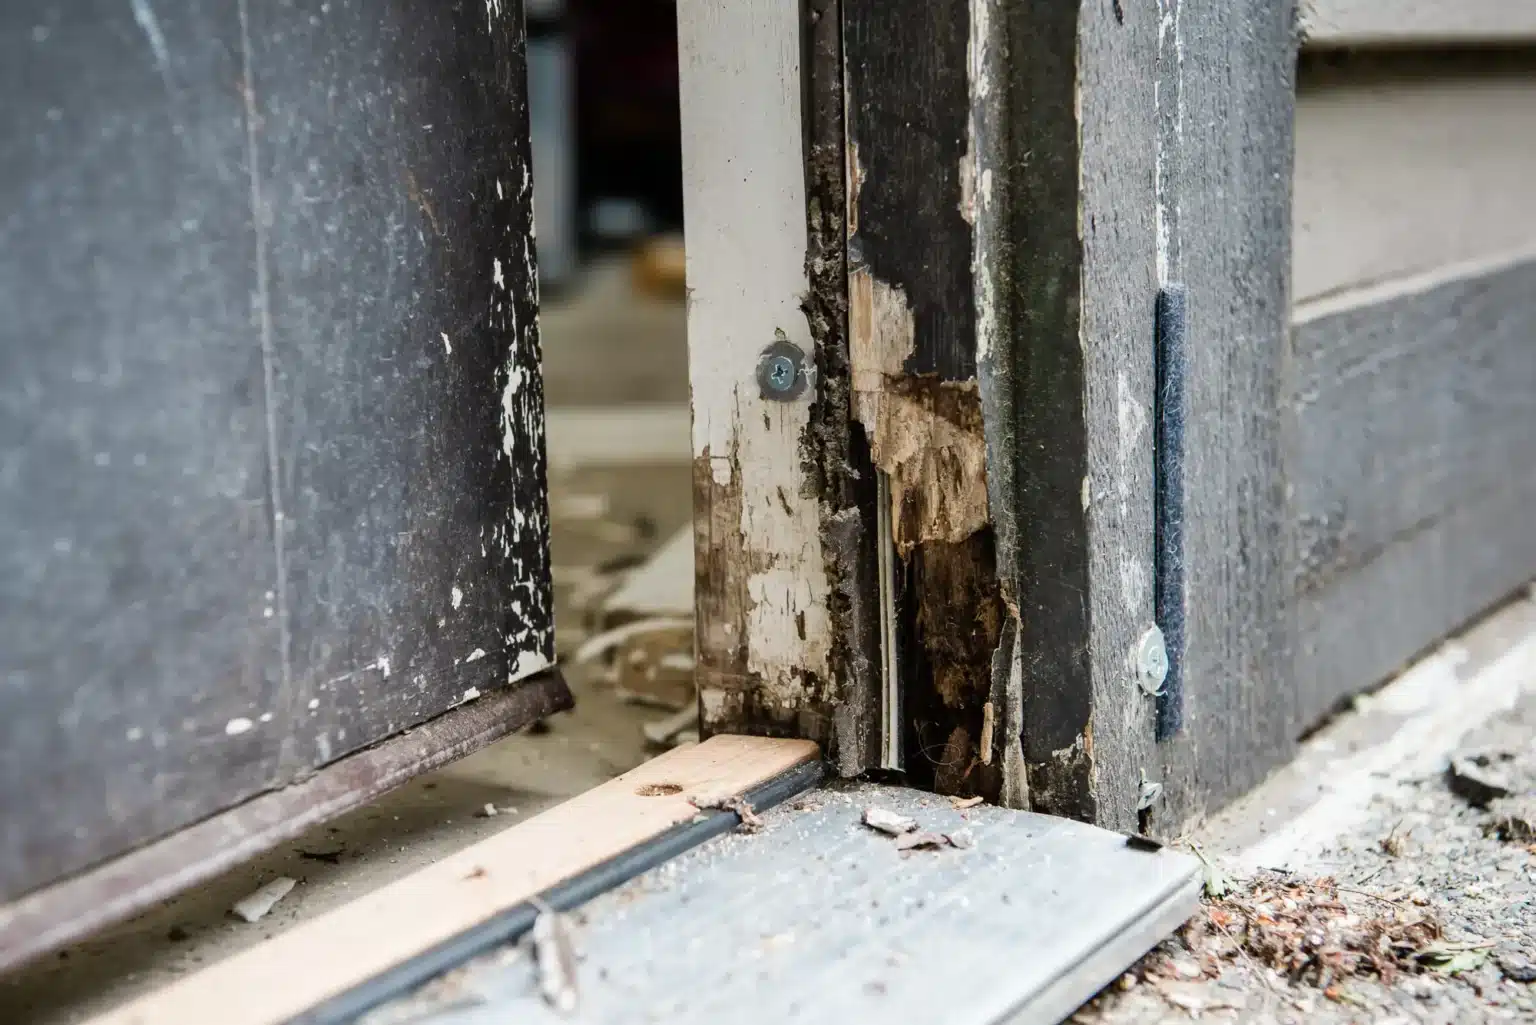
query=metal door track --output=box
[349,781,1201,1025]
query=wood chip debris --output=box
[231,876,296,923]
[692,795,764,833]
[570,617,693,666]
[641,703,699,747]
[893,830,949,851]
[861,806,973,852]
[949,795,984,810]
[862,806,918,836]
[529,898,579,1015]
[1139,873,1445,989]
[944,829,975,850]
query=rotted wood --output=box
[802,0,884,777]
[845,0,1297,830]
[972,0,1162,828]
[843,0,1010,803]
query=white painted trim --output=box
[677,0,832,707]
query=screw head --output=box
[756,337,809,401]
[765,355,796,391]
[1134,626,1168,696]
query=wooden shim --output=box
[1291,258,1536,726]
[677,0,836,744]
[1150,0,1298,830]
[86,735,820,1025]
[1295,53,1536,306]
[1300,0,1536,48]
[0,673,571,974]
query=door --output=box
[0,0,558,923]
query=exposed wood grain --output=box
[85,736,821,1025]
[1300,0,1536,47]
[1152,0,1298,830]
[0,0,552,904]
[1291,259,1536,726]
[678,0,835,744]
[843,0,1008,802]
[1295,53,1536,305]
[0,673,571,974]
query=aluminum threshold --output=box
[357,781,1201,1025]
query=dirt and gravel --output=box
[1076,691,1536,1024]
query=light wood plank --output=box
[89,736,819,1025]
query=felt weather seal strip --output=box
[1154,285,1188,741]
[286,759,827,1025]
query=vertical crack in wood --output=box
[801,0,882,776]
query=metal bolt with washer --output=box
[1133,626,1169,696]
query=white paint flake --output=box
[451,585,464,608]
[493,257,505,290]
[129,0,171,77]
[512,649,552,682]
[464,648,487,663]
[224,717,254,736]
[441,332,452,355]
